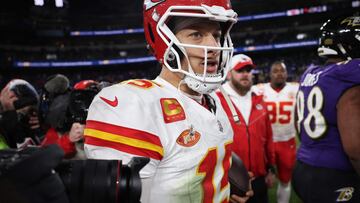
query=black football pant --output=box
[293,160,360,203]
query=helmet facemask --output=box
[156,5,237,94]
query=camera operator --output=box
[40,76,101,159]
[0,78,146,203]
[69,79,102,159]
[39,74,77,158]
[0,79,41,149]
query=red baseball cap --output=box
[231,54,256,71]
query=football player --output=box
[253,61,298,203]
[293,14,360,202]
[218,54,275,203]
[84,0,251,202]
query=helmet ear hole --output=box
[167,51,176,61]
[166,44,184,69]
[166,50,178,69]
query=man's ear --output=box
[226,70,232,81]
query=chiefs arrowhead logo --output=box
[176,126,201,147]
[100,96,118,107]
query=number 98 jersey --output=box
[296,59,360,171]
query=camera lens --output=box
[56,159,121,203]
[0,146,149,203]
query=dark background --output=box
[0,0,357,88]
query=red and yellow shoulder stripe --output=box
[84,120,164,160]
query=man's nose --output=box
[205,34,220,47]
[205,35,220,55]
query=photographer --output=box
[39,74,76,158]
[0,144,149,203]
[68,80,102,159]
[40,76,100,159]
[0,79,41,149]
[0,78,147,203]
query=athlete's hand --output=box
[230,190,254,203]
[230,172,254,203]
[0,87,18,111]
[69,122,84,142]
[28,111,40,130]
[265,171,276,188]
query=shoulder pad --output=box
[122,79,161,89]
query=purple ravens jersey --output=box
[296,59,360,171]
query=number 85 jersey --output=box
[296,59,360,171]
[253,82,299,142]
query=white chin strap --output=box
[183,75,221,94]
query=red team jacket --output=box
[41,127,76,158]
[217,91,275,177]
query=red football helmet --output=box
[69,80,100,124]
[73,80,99,91]
[143,0,238,93]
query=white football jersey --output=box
[253,83,299,142]
[84,77,233,203]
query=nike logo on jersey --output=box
[100,96,118,107]
[144,0,165,11]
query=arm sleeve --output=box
[338,59,360,84]
[58,134,76,158]
[41,128,76,158]
[84,85,163,178]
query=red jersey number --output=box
[265,101,293,124]
[197,142,232,203]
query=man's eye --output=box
[190,32,202,39]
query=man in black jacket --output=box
[0,79,41,148]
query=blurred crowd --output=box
[0,74,111,159]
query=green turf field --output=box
[268,180,303,203]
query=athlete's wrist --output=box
[267,165,276,174]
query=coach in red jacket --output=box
[217,54,275,203]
